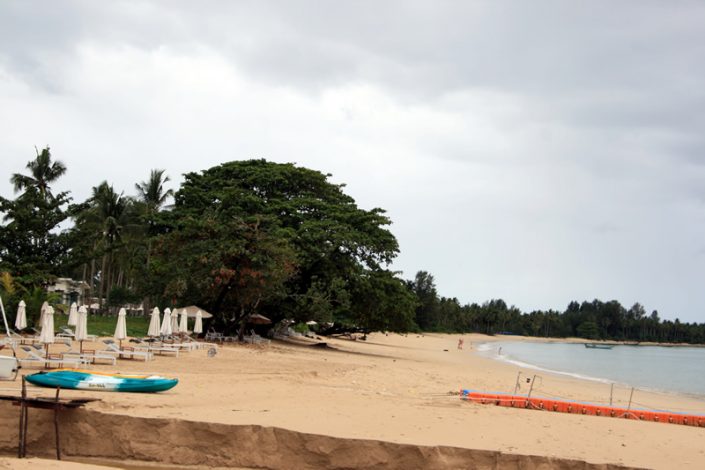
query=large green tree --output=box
[148,159,411,333]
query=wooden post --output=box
[609,383,614,407]
[18,377,26,458]
[54,387,61,460]
[527,375,538,399]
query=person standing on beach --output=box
[458,338,464,350]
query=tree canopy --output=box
[0,147,71,285]
[145,160,414,335]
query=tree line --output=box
[408,271,705,344]
[1,148,703,344]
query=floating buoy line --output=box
[460,389,705,427]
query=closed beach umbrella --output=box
[160,308,173,336]
[75,305,89,352]
[178,308,188,334]
[194,310,203,334]
[114,308,128,348]
[67,302,78,326]
[148,307,161,337]
[38,301,49,330]
[40,305,55,361]
[39,306,55,344]
[15,300,27,331]
[171,309,179,334]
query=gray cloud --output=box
[1,1,704,321]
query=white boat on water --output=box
[584,343,614,350]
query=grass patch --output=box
[53,314,150,338]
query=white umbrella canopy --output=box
[15,300,27,330]
[148,307,161,337]
[178,309,188,334]
[160,308,173,336]
[194,310,203,334]
[75,306,89,341]
[39,306,55,345]
[173,305,213,319]
[171,309,179,333]
[39,305,56,362]
[75,305,89,352]
[38,301,49,330]
[114,308,128,341]
[67,302,78,326]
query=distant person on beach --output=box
[458,338,464,350]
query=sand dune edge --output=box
[0,404,640,469]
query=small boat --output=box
[584,343,614,349]
[25,369,178,393]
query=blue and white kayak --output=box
[25,369,178,393]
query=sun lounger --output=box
[62,348,117,365]
[131,340,180,357]
[244,330,271,345]
[205,331,237,343]
[101,340,154,361]
[180,335,218,350]
[3,332,42,348]
[160,337,200,351]
[18,346,88,369]
[57,326,98,341]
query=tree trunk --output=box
[100,254,107,310]
[237,306,247,342]
[105,251,113,312]
[89,257,96,300]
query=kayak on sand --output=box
[25,369,178,393]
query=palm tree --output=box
[83,182,131,309]
[135,169,173,212]
[134,170,173,313]
[11,147,66,199]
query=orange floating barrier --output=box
[460,389,705,428]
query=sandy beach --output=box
[1,333,704,469]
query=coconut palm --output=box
[79,182,133,308]
[11,147,66,200]
[134,169,173,312]
[135,169,173,212]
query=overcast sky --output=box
[2,1,704,322]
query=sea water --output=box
[476,341,705,398]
